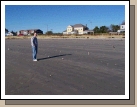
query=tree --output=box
[99,26,109,33]
[93,26,100,33]
[110,24,120,32]
[5,28,8,33]
[11,30,17,36]
[46,31,53,35]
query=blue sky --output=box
[5,5,125,33]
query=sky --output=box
[5,4,125,33]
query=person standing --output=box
[31,32,38,61]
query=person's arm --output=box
[35,38,38,46]
[37,38,38,46]
[31,37,35,46]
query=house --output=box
[18,29,43,35]
[5,32,13,36]
[83,30,94,35]
[63,24,94,35]
[63,30,67,34]
[117,24,125,33]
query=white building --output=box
[63,24,94,35]
[5,32,13,36]
[117,24,125,33]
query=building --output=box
[63,24,94,35]
[63,30,67,34]
[117,24,125,33]
[18,29,43,35]
[5,32,13,36]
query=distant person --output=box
[31,32,38,61]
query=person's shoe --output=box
[33,59,37,61]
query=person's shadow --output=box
[37,54,72,61]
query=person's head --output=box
[34,32,37,37]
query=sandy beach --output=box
[5,39,125,95]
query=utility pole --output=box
[88,20,92,35]
[47,25,48,32]
[88,20,92,30]
[90,22,92,30]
